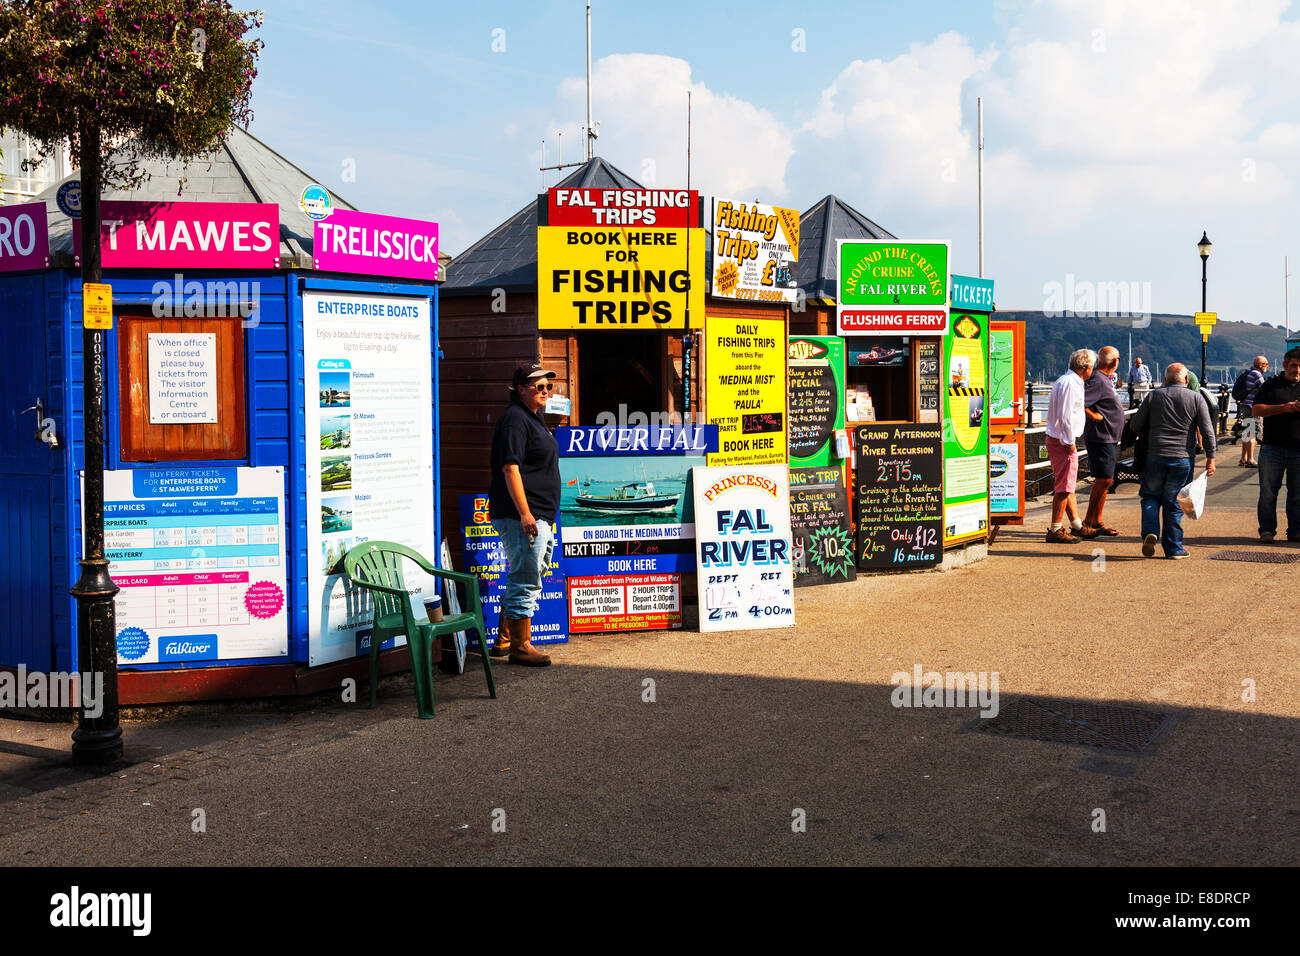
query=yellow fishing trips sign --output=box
[538,188,705,329]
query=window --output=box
[117,313,248,461]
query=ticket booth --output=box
[0,132,445,702]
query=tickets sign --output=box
[837,239,950,335]
[539,187,704,329]
[710,198,799,302]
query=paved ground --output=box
[2,461,1297,865]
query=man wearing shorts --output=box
[1082,346,1126,536]
[1044,349,1099,543]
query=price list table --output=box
[94,467,289,665]
[114,571,257,629]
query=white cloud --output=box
[552,54,794,199]
[802,31,996,204]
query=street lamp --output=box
[1198,231,1211,384]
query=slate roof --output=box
[34,126,367,266]
[442,164,896,302]
[442,156,643,295]
[795,195,896,303]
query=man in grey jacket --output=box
[1132,363,1218,558]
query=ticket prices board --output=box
[557,425,715,633]
[96,466,288,665]
[458,495,568,646]
[788,336,846,467]
[710,198,800,303]
[942,312,990,545]
[852,424,943,570]
[837,240,950,335]
[538,187,704,330]
[705,315,787,466]
[789,464,856,587]
[693,465,796,631]
[304,290,436,666]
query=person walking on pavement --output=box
[486,362,560,666]
[1044,349,1100,543]
[1235,355,1268,467]
[1251,347,1300,543]
[1131,363,1217,558]
[1082,346,1125,536]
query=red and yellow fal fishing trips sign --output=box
[539,188,705,330]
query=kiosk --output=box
[0,128,444,702]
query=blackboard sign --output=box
[917,339,940,413]
[788,364,838,459]
[789,465,856,587]
[853,423,943,570]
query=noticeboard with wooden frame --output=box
[117,313,248,462]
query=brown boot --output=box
[506,617,551,667]
[489,612,511,658]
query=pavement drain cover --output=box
[1207,549,1300,564]
[978,699,1174,753]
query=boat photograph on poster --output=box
[559,455,699,531]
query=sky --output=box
[249,0,1300,328]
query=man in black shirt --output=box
[1252,347,1300,542]
[487,362,562,665]
[1082,346,1126,535]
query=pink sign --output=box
[72,200,280,269]
[0,201,50,272]
[244,580,285,619]
[313,209,439,281]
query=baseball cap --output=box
[512,362,557,389]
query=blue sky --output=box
[250,1,1300,328]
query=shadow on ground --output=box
[1,657,1296,866]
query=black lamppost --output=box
[1198,231,1212,384]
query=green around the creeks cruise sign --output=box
[837,240,951,335]
[839,241,949,306]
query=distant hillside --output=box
[995,311,1290,384]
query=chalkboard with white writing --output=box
[853,423,943,570]
[789,465,856,587]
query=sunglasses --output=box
[531,381,555,392]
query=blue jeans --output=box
[492,517,555,618]
[1257,445,1300,537]
[1140,456,1192,556]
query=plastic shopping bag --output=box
[1178,471,1208,519]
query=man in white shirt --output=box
[1044,349,1099,543]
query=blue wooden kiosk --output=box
[0,129,445,702]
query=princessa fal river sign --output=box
[837,240,950,336]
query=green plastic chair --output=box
[343,541,496,718]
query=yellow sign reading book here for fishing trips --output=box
[83,283,113,329]
[537,226,705,329]
[705,315,787,467]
